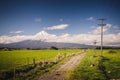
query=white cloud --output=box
[35,18,42,23]
[113,25,119,29]
[90,24,112,34]
[10,31,24,34]
[103,33,120,46]
[45,24,69,30]
[116,30,120,33]
[0,35,34,44]
[87,17,95,21]
[112,25,120,32]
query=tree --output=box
[50,46,58,50]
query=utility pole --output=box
[93,40,97,54]
[98,18,106,56]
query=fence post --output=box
[13,67,16,80]
[33,58,35,66]
[55,57,57,63]
[27,57,29,65]
[65,53,66,58]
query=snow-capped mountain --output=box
[0,40,92,49]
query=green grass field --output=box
[70,49,120,80]
[103,50,120,79]
[0,49,80,70]
[1,49,119,80]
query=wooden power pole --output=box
[98,18,106,56]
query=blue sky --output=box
[0,0,120,46]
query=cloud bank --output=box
[0,24,120,46]
[0,32,119,46]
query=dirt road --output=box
[38,52,86,80]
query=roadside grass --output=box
[70,49,120,80]
[103,49,120,79]
[70,49,105,80]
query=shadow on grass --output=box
[98,56,110,80]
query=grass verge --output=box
[70,49,120,80]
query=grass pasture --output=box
[0,49,81,80]
[0,49,80,71]
[70,49,120,80]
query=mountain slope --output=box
[0,40,92,49]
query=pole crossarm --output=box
[98,24,106,26]
[98,18,106,21]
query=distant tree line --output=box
[95,46,120,49]
[0,46,120,51]
[0,46,59,51]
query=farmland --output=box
[0,49,120,80]
[0,49,82,80]
[70,49,120,80]
[0,49,80,70]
